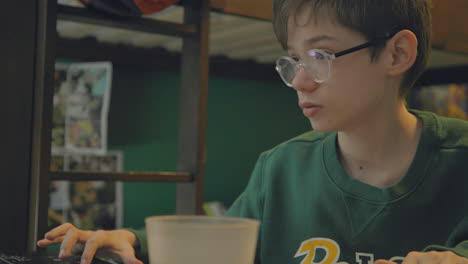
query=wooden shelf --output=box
[211,0,467,54]
[211,0,272,20]
[2,0,210,252]
[57,4,197,38]
[431,0,468,54]
[50,171,193,182]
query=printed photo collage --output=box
[49,62,123,230]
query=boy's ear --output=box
[384,30,418,76]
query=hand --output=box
[375,251,468,264]
[37,223,144,264]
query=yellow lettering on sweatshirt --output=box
[294,238,340,264]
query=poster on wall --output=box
[65,62,113,155]
[48,151,124,230]
[51,64,69,154]
[49,156,70,227]
[415,83,468,121]
[49,61,119,230]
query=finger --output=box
[112,243,144,264]
[440,251,467,264]
[80,242,98,264]
[375,260,397,264]
[37,236,64,247]
[45,223,76,240]
[59,228,81,259]
[401,254,419,264]
[120,252,144,264]
[80,231,106,264]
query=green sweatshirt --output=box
[226,110,468,264]
[132,110,468,264]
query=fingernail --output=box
[59,249,64,258]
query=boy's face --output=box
[287,8,394,132]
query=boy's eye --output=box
[316,53,326,60]
[308,50,327,60]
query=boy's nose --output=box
[291,67,320,93]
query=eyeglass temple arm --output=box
[334,34,395,58]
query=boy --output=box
[38,0,468,263]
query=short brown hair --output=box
[273,0,432,96]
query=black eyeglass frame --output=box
[333,32,396,58]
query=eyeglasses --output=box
[275,33,396,86]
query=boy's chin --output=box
[309,120,336,133]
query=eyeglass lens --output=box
[303,50,330,83]
[276,59,299,86]
[276,50,331,86]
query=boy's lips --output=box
[299,102,323,118]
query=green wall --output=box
[107,65,309,229]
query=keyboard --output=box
[0,254,34,264]
[0,253,109,264]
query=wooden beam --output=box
[175,0,211,215]
[431,0,451,48]
[430,0,467,54]
[58,4,197,38]
[211,0,467,53]
[443,0,468,54]
[56,36,278,82]
[50,171,192,182]
[211,0,272,20]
